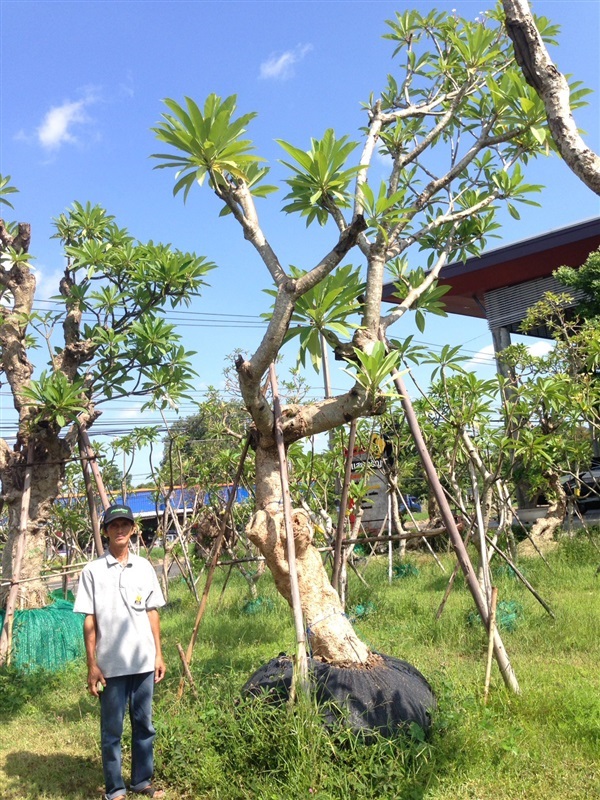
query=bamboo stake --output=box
[484,587,499,705]
[165,502,200,603]
[78,427,110,510]
[469,463,492,608]
[0,442,35,667]
[215,562,235,611]
[269,362,309,696]
[176,643,199,700]
[402,498,446,573]
[387,491,393,585]
[391,367,520,693]
[484,533,555,618]
[177,435,251,700]
[435,525,475,621]
[78,436,105,556]
[332,419,357,594]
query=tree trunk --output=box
[0,437,67,609]
[502,0,600,196]
[529,473,566,539]
[246,445,370,664]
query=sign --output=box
[345,433,392,533]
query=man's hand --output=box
[154,654,166,684]
[87,664,106,697]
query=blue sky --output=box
[1,0,600,482]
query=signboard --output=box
[346,433,391,534]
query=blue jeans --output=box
[100,672,156,799]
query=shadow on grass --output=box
[3,752,99,800]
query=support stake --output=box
[269,362,309,697]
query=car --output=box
[562,458,600,512]
[399,495,422,514]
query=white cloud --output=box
[119,71,135,99]
[465,344,496,369]
[36,92,98,150]
[465,339,554,370]
[259,44,312,81]
[31,265,67,302]
[526,340,554,358]
[116,402,144,420]
[376,140,393,168]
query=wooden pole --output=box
[485,533,555,618]
[484,587,499,705]
[177,435,251,700]
[78,436,104,556]
[435,525,475,621]
[269,362,309,696]
[0,442,35,667]
[391,367,520,693]
[469,463,492,608]
[332,419,357,594]
[176,643,199,700]
[387,491,393,585]
[78,427,110,510]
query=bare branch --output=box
[220,182,288,284]
[502,0,600,195]
[381,247,451,331]
[295,215,367,296]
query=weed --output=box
[1,537,599,799]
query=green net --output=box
[393,563,420,579]
[350,601,376,621]
[241,597,275,615]
[467,599,523,632]
[494,563,527,581]
[0,597,84,672]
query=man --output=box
[74,504,166,800]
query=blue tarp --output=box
[59,484,251,516]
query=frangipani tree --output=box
[153,6,561,665]
[0,193,213,618]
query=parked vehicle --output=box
[562,459,600,513]
[399,495,422,514]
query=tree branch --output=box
[502,0,600,195]
[221,182,288,285]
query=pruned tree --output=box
[502,0,600,194]
[152,7,558,666]
[0,192,213,620]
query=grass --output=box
[1,533,599,799]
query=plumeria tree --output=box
[0,191,213,615]
[501,0,600,194]
[153,6,565,665]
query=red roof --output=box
[382,218,600,319]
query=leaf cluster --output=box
[277,130,361,226]
[152,94,276,203]
[264,263,364,372]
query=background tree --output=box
[153,7,558,665]
[0,191,213,612]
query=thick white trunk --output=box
[1,442,65,609]
[248,445,370,664]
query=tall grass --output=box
[1,533,599,799]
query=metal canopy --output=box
[382,217,600,336]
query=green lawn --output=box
[1,534,599,799]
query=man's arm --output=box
[83,614,106,697]
[148,609,166,683]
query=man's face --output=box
[105,517,134,547]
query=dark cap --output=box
[103,504,135,527]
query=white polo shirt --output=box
[74,551,165,678]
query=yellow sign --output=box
[370,433,386,458]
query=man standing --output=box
[74,504,166,800]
